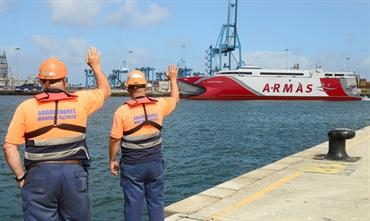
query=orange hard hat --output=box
[38,57,67,80]
[126,70,147,86]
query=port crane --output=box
[85,61,128,88]
[206,0,243,75]
[177,58,193,78]
[109,61,128,88]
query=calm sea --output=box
[1,95,370,220]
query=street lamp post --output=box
[181,44,186,61]
[128,50,133,71]
[15,47,20,80]
[346,57,350,71]
[285,48,289,70]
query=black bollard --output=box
[314,128,360,162]
[326,128,359,161]
[326,128,355,160]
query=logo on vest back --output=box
[37,108,77,121]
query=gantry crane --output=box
[85,61,128,88]
[206,0,243,75]
[109,61,128,88]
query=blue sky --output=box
[0,0,369,84]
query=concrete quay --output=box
[165,126,370,221]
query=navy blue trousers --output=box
[120,160,165,221]
[22,164,90,221]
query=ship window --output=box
[325,74,333,76]
[260,72,304,76]
[223,72,252,75]
[334,74,344,76]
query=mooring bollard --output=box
[325,128,356,161]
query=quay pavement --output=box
[165,126,370,221]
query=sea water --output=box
[1,95,369,220]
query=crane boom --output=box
[206,0,243,75]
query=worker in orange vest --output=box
[3,47,111,221]
[109,64,179,221]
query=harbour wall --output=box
[164,126,370,221]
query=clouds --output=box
[243,50,370,77]
[30,35,89,60]
[244,51,310,70]
[359,56,370,74]
[0,0,8,14]
[48,0,168,28]
[106,0,168,28]
[28,35,91,83]
[1,0,369,84]
[49,0,102,27]
[14,0,169,83]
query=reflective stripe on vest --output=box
[24,134,89,169]
[121,131,162,150]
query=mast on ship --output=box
[206,0,243,75]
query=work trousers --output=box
[21,164,91,221]
[120,160,165,221]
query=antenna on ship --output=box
[206,0,243,75]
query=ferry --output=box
[177,66,362,101]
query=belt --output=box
[27,160,81,170]
[39,160,81,164]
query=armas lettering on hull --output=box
[262,83,313,93]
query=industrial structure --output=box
[0,51,8,87]
[0,51,40,89]
[84,60,171,93]
[85,64,159,89]
[206,0,243,75]
[177,58,193,78]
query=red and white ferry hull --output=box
[178,70,361,101]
